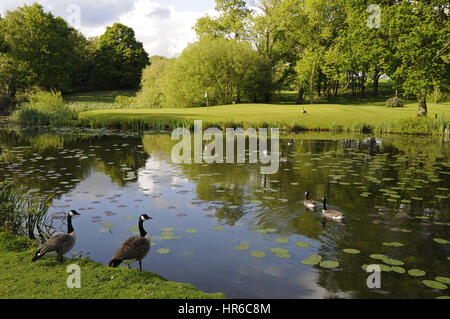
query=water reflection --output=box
[0,125,449,299]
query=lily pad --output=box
[320,260,339,269]
[161,227,175,232]
[301,254,322,265]
[123,215,137,220]
[295,241,310,248]
[343,248,360,254]
[212,226,223,230]
[433,238,450,244]
[383,258,404,266]
[422,280,448,290]
[392,266,406,274]
[369,254,388,260]
[250,250,266,258]
[100,222,115,232]
[235,242,250,251]
[128,225,139,235]
[276,237,289,244]
[270,248,291,259]
[157,248,170,254]
[186,229,198,234]
[408,269,426,277]
[383,242,404,247]
[435,276,450,284]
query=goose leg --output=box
[139,260,142,271]
[128,264,130,269]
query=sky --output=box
[0,0,217,57]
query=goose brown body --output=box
[321,197,345,221]
[32,210,80,263]
[109,236,150,266]
[108,214,152,270]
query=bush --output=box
[134,56,169,108]
[11,89,75,126]
[386,96,404,108]
[113,95,135,107]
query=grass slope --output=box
[0,233,224,299]
[78,101,450,133]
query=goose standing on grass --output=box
[321,197,345,221]
[109,214,152,271]
[32,210,81,263]
[304,192,318,210]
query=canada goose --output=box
[321,197,345,221]
[288,139,294,147]
[280,152,288,162]
[302,107,307,114]
[304,192,318,209]
[108,214,152,271]
[32,210,81,263]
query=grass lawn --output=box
[0,232,224,299]
[78,100,450,133]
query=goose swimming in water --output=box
[321,197,345,221]
[32,210,80,263]
[304,192,318,209]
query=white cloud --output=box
[0,0,218,58]
[118,0,205,57]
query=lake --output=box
[0,125,449,298]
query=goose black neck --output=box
[305,193,310,200]
[67,214,74,233]
[323,200,327,211]
[138,218,147,237]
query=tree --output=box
[292,0,346,104]
[0,3,84,92]
[92,23,149,90]
[384,1,449,116]
[162,37,268,108]
[135,56,171,108]
[194,0,250,40]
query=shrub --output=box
[386,96,404,108]
[11,89,75,126]
[113,95,135,107]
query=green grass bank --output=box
[77,101,450,135]
[0,232,224,299]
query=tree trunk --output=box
[296,87,304,105]
[373,72,380,96]
[310,63,316,104]
[360,72,366,96]
[418,88,427,116]
[236,86,241,104]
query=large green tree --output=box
[162,37,268,108]
[0,3,83,92]
[384,1,449,116]
[194,0,250,40]
[92,23,149,90]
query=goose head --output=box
[140,214,153,221]
[69,210,81,217]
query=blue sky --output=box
[0,0,218,57]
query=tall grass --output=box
[11,90,76,126]
[0,183,54,240]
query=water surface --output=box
[0,126,449,298]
